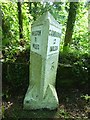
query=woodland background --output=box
[1,1,90,119]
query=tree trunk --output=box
[17,1,23,39]
[28,2,32,14]
[63,2,79,53]
[33,2,37,21]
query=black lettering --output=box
[50,46,58,52]
[32,30,41,36]
[33,44,39,50]
[53,39,56,44]
[49,30,61,38]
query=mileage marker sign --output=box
[47,25,61,56]
[24,12,62,110]
[31,25,42,55]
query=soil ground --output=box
[2,86,90,120]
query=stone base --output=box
[23,84,59,110]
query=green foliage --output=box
[1,2,90,88]
[59,52,90,87]
[72,58,88,85]
[81,94,90,101]
[3,62,29,89]
[2,3,19,46]
[1,2,31,62]
[60,3,89,56]
[22,2,31,41]
[1,2,89,59]
[71,3,89,54]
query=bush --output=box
[57,52,90,88]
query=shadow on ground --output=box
[2,87,90,120]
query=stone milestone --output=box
[23,12,62,110]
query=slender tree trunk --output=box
[33,2,37,21]
[17,1,23,39]
[28,2,32,14]
[88,3,90,52]
[63,2,79,53]
[28,2,37,21]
